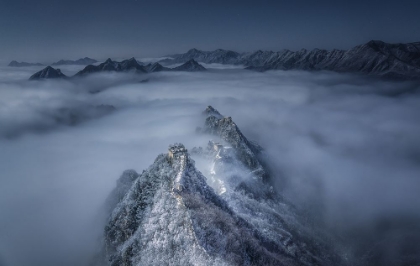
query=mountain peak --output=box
[99,106,341,266]
[29,66,67,80]
[187,48,201,53]
[202,108,266,179]
[367,39,385,46]
[173,59,206,72]
[364,40,387,50]
[146,62,169,72]
[203,105,223,118]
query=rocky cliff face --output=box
[100,106,342,266]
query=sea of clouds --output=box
[0,63,419,265]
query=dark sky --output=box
[0,0,419,62]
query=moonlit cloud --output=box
[0,65,419,265]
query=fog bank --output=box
[0,65,419,265]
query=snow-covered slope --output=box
[100,106,342,266]
[29,66,67,80]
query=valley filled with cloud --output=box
[0,64,419,265]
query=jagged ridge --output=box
[100,107,342,266]
[28,58,206,79]
[201,106,266,180]
[161,40,420,79]
[75,58,148,76]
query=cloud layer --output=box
[0,65,419,265]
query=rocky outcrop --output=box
[29,66,67,80]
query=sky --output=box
[0,0,419,62]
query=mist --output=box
[0,64,419,265]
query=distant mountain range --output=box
[161,40,420,79]
[51,57,98,66]
[8,61,44,67]
[29,58,206,80]
[8,57,97,67]
[26,40,420,80]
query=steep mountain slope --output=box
[52,57,98,66]
[75,58,148,76]
[29,66,67,80]
[199,106,266,180]
[100,106,342,266]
